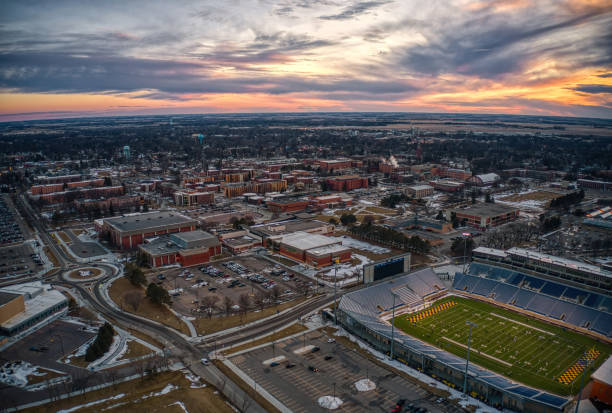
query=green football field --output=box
[393,296,612,396]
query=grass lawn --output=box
[43,246,59,267]
[21,370,233,413]
[394,296,612,396]
[109,277,191,336]
[119,340,155,360]
[364,206,397,215]
[224,323,307,355]
[193,297,308,336]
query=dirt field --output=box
[499,190,565,203]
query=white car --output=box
[327,338,336,343]
[201,358,209,366]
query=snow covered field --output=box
[0,361,48,388]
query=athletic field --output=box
[394,296,612,395]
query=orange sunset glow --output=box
[0,0,610,120]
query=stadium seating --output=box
[527,294,558,315]
[522,275,545,291]
[539,282,566,298]
[471,278,498,297]
[548,301,577,321]
[591,313,612,337]
[565,306,601,328]
[490,283,518,303]
[598,297,612,313]
[507,272,524,286]
[513,289,536,308]
[583,293,602,308]
[562,287,586,301]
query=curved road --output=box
[14,194,341,412]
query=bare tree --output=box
[238,293,251,319]
[201,295,220,319]
[270,285,281,305]
[124,290,143,311]
[223,296,234,316]
[253,292,266,311]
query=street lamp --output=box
[464,321,477,398]
[462,232,471,273]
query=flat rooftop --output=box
[104,211,196,233]
[1,283,67,330]
[307,244,350,257]
[280,231,339,251]
[251,219,329,237]
[452,202,518,216]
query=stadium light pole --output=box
[390,293,396,360]
[333,258,339,325]
[463,321,477,398]
[574,359,591,413]
[462,232,471,273]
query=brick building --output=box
[275,231,351,268]
[174,190,215,207]
[406,185,434,198]
[326,175,368,191]
[267,197,310,213]
[98,211,198,249]
[139,230,221,268]
[447,203,519,230]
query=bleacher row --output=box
[453,263,612,337]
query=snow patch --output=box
[318,396,343,409]
[0,361,52,388]
[168,401,189,413]
[184,372,207,389]
[329,235,391,254]
[354,378,376,392]
[57,393,125,413]
[142,383,177,399]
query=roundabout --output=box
[63,266,106,282]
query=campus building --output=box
[405,185,434,198]
[429,180,465,192]
[174,190,215,207]
[0,282,68,337]
[250,219,335,246]
[267,197,310,213]
[275,231,351,268]
[139,230,221,268]
[448,203,519,230]
[325,175,368,191]
[467,173,500,187]
[98,210,198,249]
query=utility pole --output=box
[464,321,477,398]
[462,232,471,273]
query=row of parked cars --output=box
[0,198,24,245]
[222,261,247,274]
[392,399,429,413]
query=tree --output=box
[340,213,357,226]
[361,215,375,227]
[223,296,234,316]
[146,283,171,306]
[85,322,115,362]
[124,290,143,311]
[271,286,281,304]
[125,263,146,286]
[253,292,266,311]
[238,293,250,318]
[201,295,219,318]
[329,217,338,226]
[485,193,494,203]
[451,237,475,256]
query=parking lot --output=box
[229,330,464,413]
[0,243,42,279]
[150,255,319,317]
[0,195,27,245]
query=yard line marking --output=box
[490,313,555,336]
[441,337,513,367]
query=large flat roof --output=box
[280,231,339,251]
[104,211,196,233]
[251,219,329,237]
[452,202,518,216]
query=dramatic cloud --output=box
[0,0,610,119]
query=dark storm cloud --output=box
[573,84,612,94]
[0,50,418,99]
[319,1,391,20]
[399,8,612,78]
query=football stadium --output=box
[337,248,612,413]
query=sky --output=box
[0,0,611,121]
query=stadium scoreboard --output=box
[363,253,411,283]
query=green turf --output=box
[393,296,612,396]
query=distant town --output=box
[0,112,611,413]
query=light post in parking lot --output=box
[52,334,65,359]
[463,321,477,398]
